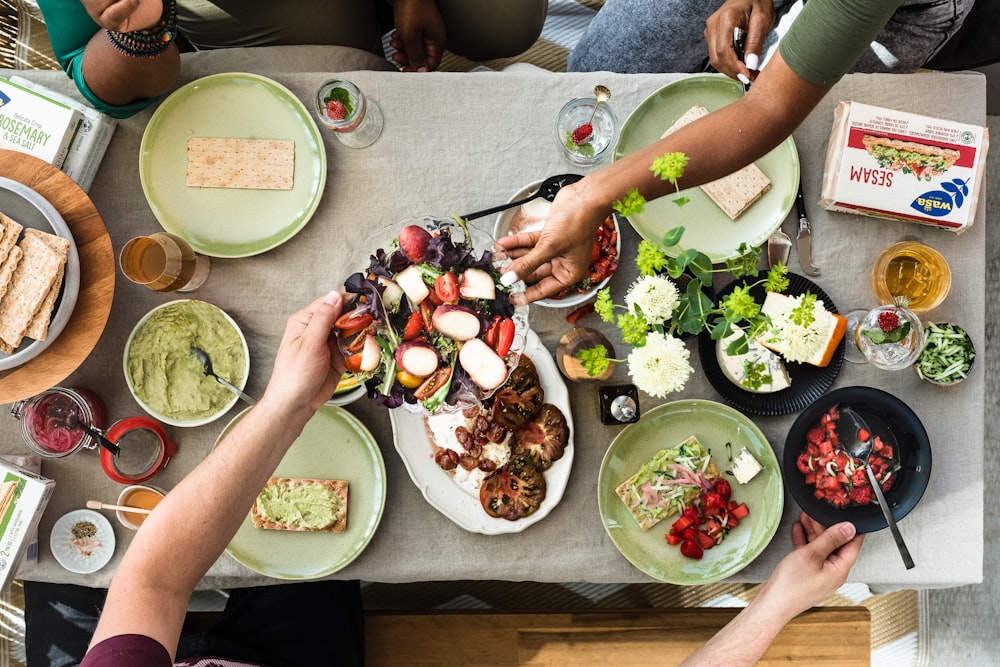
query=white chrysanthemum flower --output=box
[624,275,680,325]
[627,331,693,398]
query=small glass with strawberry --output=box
[844,297,926,370]
[554,93,618,166]
[314,78,383,148]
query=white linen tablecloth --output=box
[0,46,986,589]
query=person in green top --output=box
[495,0,975,303]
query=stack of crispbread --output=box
[662,105,772,220]
[0,212,71,354]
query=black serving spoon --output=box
[460,173,583,222]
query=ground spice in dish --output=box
[71,520,97,539]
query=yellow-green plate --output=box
[222,405,386,579]
[598,399,783,584]
[613,75,799,262]
[140,73,326,258]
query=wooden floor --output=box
[365,607,871,666]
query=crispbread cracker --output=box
[0,234,60,349]
[662,105,771,220]
[251,477,348,533]
[0,245,22,307]
[0,213,23,266]
[186,137,295,190]
[21,228,70,342]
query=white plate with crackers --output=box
[139,73,326,258]
[0,177,79,370]
[613,75,799,263]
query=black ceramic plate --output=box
[782,386,931,534]
[697,272,845,416]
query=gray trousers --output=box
[569,0,977,74]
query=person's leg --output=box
[849,0,977,73]
[203,581,364,667]
[23,581,106,667]
[435,0,549,61]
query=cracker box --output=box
[10,76,117,192]
[0,455,41,578]
[820,101,989,233]
[0,77,82,169]
[0,459,55,591]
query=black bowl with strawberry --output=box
[782,386,931,533]
[336,218,528,414]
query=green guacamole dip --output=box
[127,301,246,421]
[256,483,341,530]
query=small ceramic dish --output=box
[325,373,366,407]
[914,322,975,386]
[115,484,165,530]
[494,181,620,308]
[50,509,115,574]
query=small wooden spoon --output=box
[86,500,153,515]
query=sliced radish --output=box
[394,265,429,305]
[360,334,382,372]
[431,305,482,341]
[393,341,440,378]
[458,267,496,300]
[459,338,508,391]
[378,276,404,311]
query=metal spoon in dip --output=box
[191,346,257,406]
[460,173,584,222]
[836,407,915,569]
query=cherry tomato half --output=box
[434,272,459,304]
[414,366,453,401]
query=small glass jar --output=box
[11,387,108,458]
[315,78,384,148]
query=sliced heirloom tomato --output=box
[401,311,424,340]
[491,357,544,429]
[334,308,373,337]
[434,272,459,304]
[413,367,452,401]
[479,455,547,521]
[513,404,569,471]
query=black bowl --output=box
[783,386,931,534]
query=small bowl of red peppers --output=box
[494,183,620,309]
[783,386,931,534]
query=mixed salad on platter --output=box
[336,219,526,413]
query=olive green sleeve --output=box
[779,0,904,87]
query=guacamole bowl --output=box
[124,300,250,427]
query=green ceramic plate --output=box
[222,405,386,579]
[613,75,799,262]
[598,399,783,584]
[140,73,326,258]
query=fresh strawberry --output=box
[398,225,433,263]
[680,539,704,560]
[571,123,593,145]
[714,478,732,501]
[806,425,826,446]
[877,310,900,333]
[848,485,873,505]
[326,100,347,120]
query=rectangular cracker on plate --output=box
[615,435,723,531]
[251,477,348,533]
[21,228,71,342]
[186,137,295,190]
[662,105,771,220]
[0,232,62,351]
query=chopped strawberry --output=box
[806,425,826,446]
[680,539,704,560]
[848,485,873,505]
[695,530,716,551]
[665,533,683,546]
[714,478,732,501]
[571,123,593,145]
[326,100,347,120]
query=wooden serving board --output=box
[0,149,115,403]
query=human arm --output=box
[390,0,446,72]
[678,512,864,667]
[703,0,775,82]
[85,292,346,659]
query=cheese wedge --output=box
[716,324,791,393]
[758,292,847,367]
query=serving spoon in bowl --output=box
[191,346,257,406]
[459,173,584,222]
[837,407,915,569]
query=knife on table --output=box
[795,184,821,276]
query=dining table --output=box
[0,45,986,591]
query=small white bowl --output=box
[115,484,165,530]
[494,181,620,308]
[50,509,115,574]
[123,299,250,427]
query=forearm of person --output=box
[88,396,315,654]
[80,31,180,105]
[677,592,798,667]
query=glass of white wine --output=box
[119,232,210,292]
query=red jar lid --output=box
[100,417,177,484]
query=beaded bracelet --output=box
[106,0,178,59]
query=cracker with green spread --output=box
[615,436,722,531]
[251,477,348,533]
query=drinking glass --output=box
[315,78,383,148]
[119,232,210,292]
[843,299,925,369]
[554,97,618,166]
[871,241,951,313]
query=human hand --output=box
[757,512,864,622]
[495,184,604,304]
[82,0,163,32]
[261,292,346,416]
[704,0,775,83]
[390,0,446,72]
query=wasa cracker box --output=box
[0,77,83,169]
[0,459,55,590]
[820,101,989,233]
